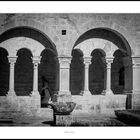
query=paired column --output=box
[7,56,17,96]
[58,57,71,95]
[132,57,140,94]
[32,56,41,96]
[105,57,114,95]
[83,57,91,95]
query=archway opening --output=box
[0,26,57,55]
[70,49,84,95]
[89,49,106,95]
[39,49,59,104]
[15,48,33,96]
[0,26,58,97]
[111,49,132,94]
[74,28,131,56]
[73,28,132,95]
[0,48,9,95]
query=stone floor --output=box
[0,108,127,126]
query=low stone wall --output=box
[72,94,127,116]
[128,94,140,110]
[0,95,41,118]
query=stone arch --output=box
[72,27,132,95]
[0,18,59,50]
[15,48,33,96]
[16,47,32,56]
[89,49,106,94]
[73,27,132,56]
[39,48,59,104]
[112,49,132,94]
[0,47,9,95]
[0,26,57,55]
[70,49,84,95]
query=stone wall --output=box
[0,14,140,114]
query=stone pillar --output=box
[132,57,140,94]
[83,57,91,95]
[32,56,41,96]
[7,56,17,96]
[30,56,41,113]
[58,56,71,96]
[105,57,114,95]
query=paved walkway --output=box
[0,109,126,126]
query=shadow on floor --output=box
[42,121,55,126]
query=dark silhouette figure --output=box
[41,76,53,104]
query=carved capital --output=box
[106,57,114,68]
[32,56,41,64]
[132,57,140,68]
[58,56,72,68]
[32,56,41,69]
[8,56,17,68]
[83,57,92,66]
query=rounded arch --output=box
[39,48,59,104]
[90,48,106,57]
[89,49,106,95]
[16,47,33,56]
[71,48,84,57]
[0,47,9,95]
[70,48,84,95]
[111,49,132,94]
[0,26,57,55]
[15,48,33,96]
[74,28,131,56]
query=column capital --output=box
[58,56,72,63]
[132,56,140,68]
[8,56,17,64]
[58,56,72,68]
[32,56,41,64]
[106,57,114,63]
[83,57,92,65]
[106,57,114,68]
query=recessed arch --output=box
[39,48,59,104]
[90,48,106,57]
[15,48,33,96]
[16,47,33,56]
[70,49,84,95]
[0,26,57,55]
[89,49,106,95]
[0,47,9,95]
[111,49,132,94]
[74,27,131,56]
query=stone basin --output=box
[48,102,76,115]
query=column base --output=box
[105,90,114,95]
[101,90,106,95]
[31,91,40,97]
[31,91,41,110]
[7,90,16,97]
[132,90,140,94]
[58,91,71,96]
[7,90,18,111]
[81,90,91,96]
[57,91,72,102]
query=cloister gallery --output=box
[0,14,140,116]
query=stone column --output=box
[83,57,91,95]
[32,56,41,96]
[7,56,17,96]
[106,57,114,95]
[58,56,71,96]
[132,57,140,94]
